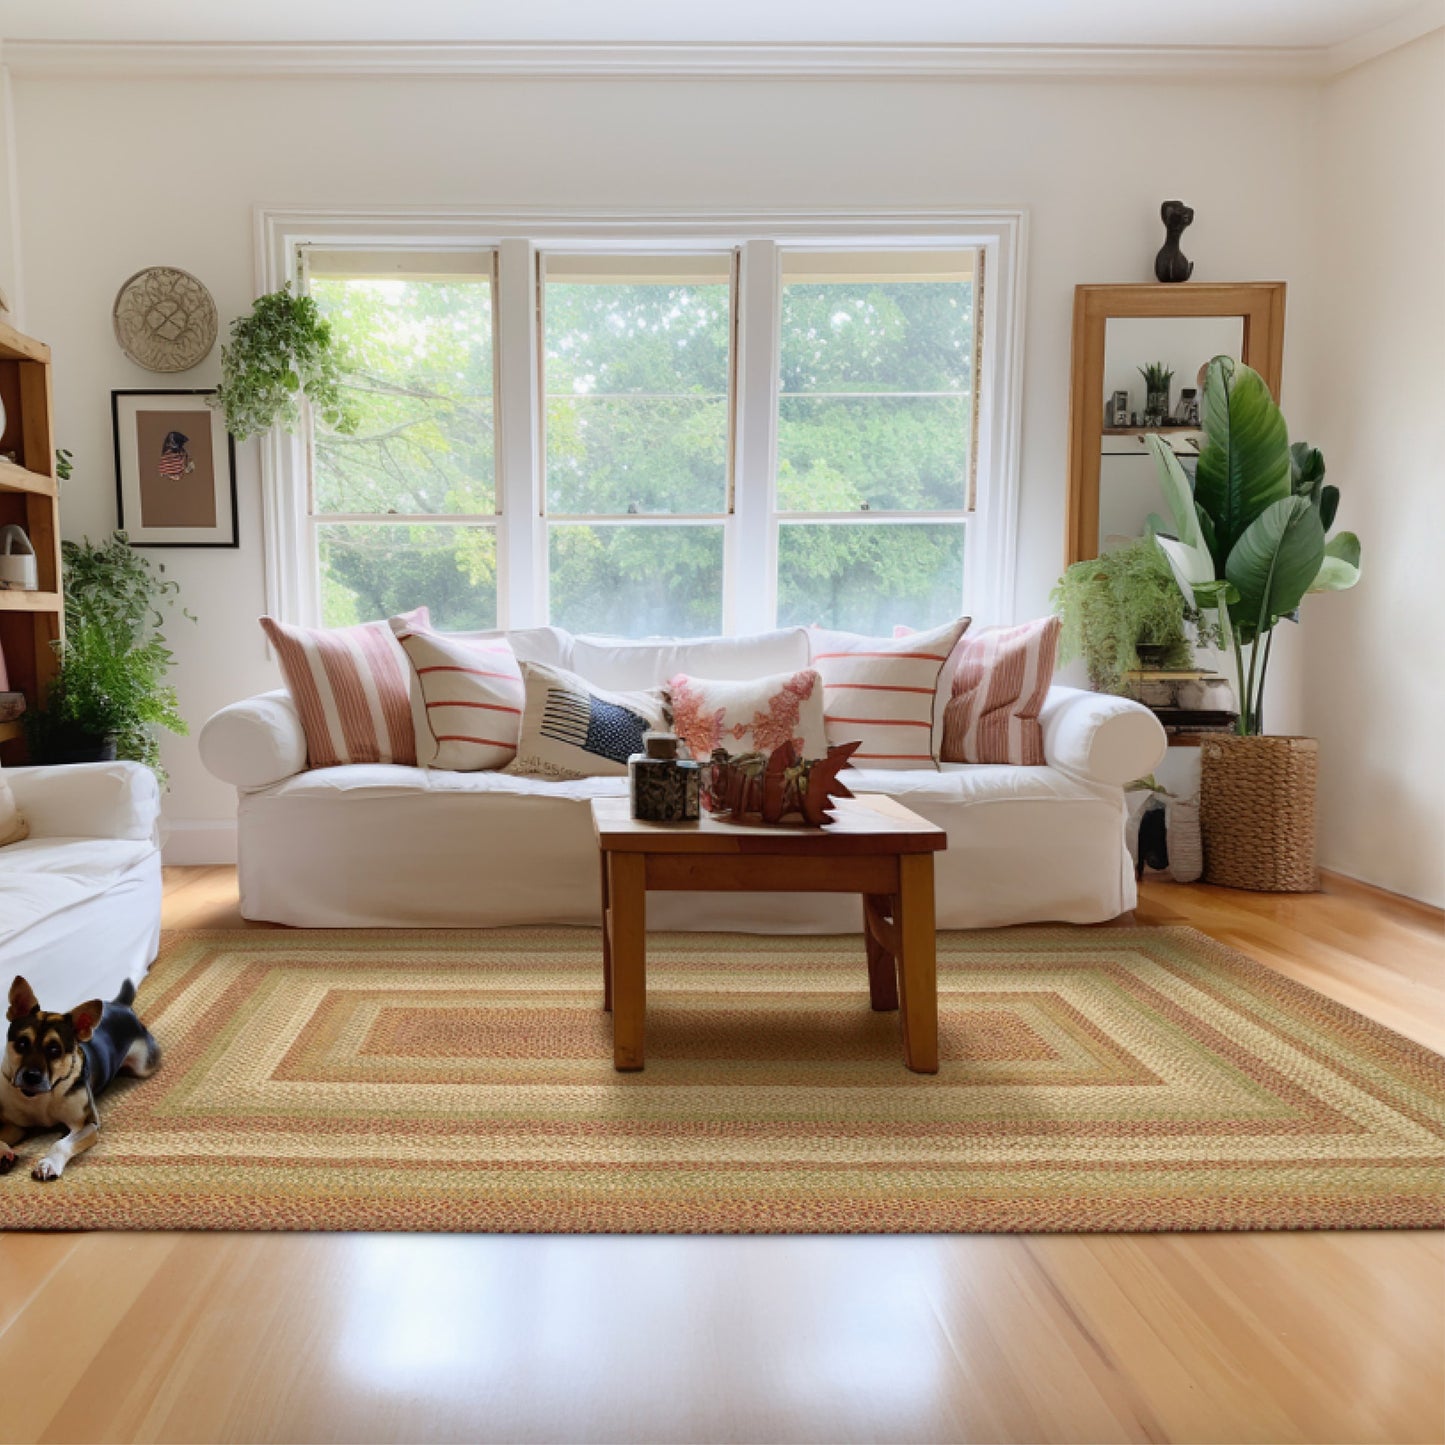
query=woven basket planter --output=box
[1200,734,1319,892]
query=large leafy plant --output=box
[1148,357,1361,734]
[27,534,192,778]
[212,284,359,442]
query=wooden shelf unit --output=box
[0,319,61,763]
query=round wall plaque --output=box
[112,266,218,373]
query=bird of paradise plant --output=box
[1147,356,1361,735]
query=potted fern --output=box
[27,534,191,777]
[1147,356,1362,890]
[1052,536,1201,694]
[1139,362,1174,425]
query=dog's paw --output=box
[0,1150,16,1175]
[31,1157,62,1182]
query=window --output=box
[272,216,1016,638]
[542,254,733,637]
[308,251,499,630]
[774,250,976,635]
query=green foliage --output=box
[54,448,73,482]
[27,534,192,779]
[1148,356,1363,734]
[309,271,974,635]
[1138,362,1174,394]
[1052,538,1196,693]
[213,285,359,442]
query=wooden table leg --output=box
[862,894,900,1011]
[894,854,938,1074]
[600,848,613,1013]
[608,852,647,1071]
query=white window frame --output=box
[255,207,1027,633]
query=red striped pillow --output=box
[808,618,971,769]
[941,616,1061,765]
[260,608,428,769]
[390,620,524,772]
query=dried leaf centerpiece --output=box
[705,740,860,827]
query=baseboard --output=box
[1318,868,1444,924]
[161,819,239,866]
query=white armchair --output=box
[0,761,162,1008]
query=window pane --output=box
[775,522,965,634]
[548,524,724,638]
[778,255,974,512]
[544,266,732,515]
[312,274,495,516]
[318,523,497,631]
[776,395,969,512]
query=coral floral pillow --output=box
[941,616,1061,765]
[667,669,827,762]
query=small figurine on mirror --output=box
[1154,200,1195,283]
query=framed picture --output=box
[1108,389,1130,427]
[1174,387,1199,425]
[112,389,237,547]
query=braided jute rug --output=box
[2,927,1440,1233]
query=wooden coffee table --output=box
[590,795,946,1074]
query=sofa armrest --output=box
[4,761,160,841]
[200,690,308,789]
[1040,686,1167,786]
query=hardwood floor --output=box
[1,867,1440,1445]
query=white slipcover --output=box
[201,626,1167,932]
[0,763,163,1008]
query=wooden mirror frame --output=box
[1065,281,1286,564]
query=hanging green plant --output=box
[1051,536,1203,694]
[211,284,359,442]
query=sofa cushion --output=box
[0,837,158,945]
[391,619,523,772]
[571,628,809,691]
[666,668,827,763]
[260,608,428,768]
[0,764,27,847]
[942,616,1061,765]
[505,662,669,780]
[807,617,971,769]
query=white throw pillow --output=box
[807,617,971,769]
[505,662,668,780]
[666,669,827,762]
[0,765,28,847]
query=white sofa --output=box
[201,627,1166,931]
[0,762,163,1007]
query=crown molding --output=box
[1325,0,1444,75]
[0,38,1334,81]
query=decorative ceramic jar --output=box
[628,732,700,823]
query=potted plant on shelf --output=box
[1146,356,1362,891]
[26,533,191,777]
[211,283,358,441]
[1052,536,1206,694]
[1139,362,1174,426]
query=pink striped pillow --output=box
[260,608,428,769]
[390,620,524,772]
[941,616,1061,765]
[808,617,971,770]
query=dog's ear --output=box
[69,1001,104,1043]
[7,977,39,1021]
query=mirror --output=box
[1066,283,1285,563]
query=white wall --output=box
[6,70,1323,853]
[1297,31,1445,906]
[0,59,19,324]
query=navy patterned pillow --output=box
[505,662,669,780]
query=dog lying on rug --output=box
[1,976,160,1181]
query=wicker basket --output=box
[1199,734,1319,891]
